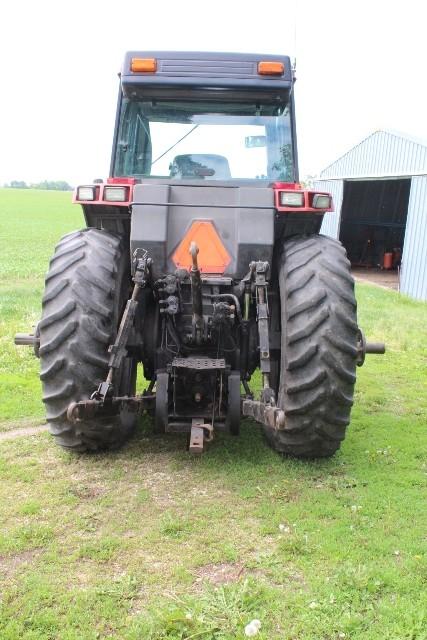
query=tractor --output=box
[15,51,384,456]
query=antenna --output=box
[292,0,298,74]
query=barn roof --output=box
[320,130,427,180]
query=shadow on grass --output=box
[60,413,343,489]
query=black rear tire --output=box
[39,228,138,452]
[264,234,358,458]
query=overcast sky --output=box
[0,0,425,186]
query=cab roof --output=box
[120,51,293,99]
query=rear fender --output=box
[130,182,276,280]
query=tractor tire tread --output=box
[39,228,136,451]
[264,234,358,458]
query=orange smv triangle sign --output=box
[172,221,231,274]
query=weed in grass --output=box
[76,513,103,533]
[136,487,150,503]
[277,531,315,558]
[19,500,42,516]
[160,513,191,539]
[77,537,123,562]
[0,457,39,483]
[95,573,141,601]
[126,578,277,640]
[0,523,54,554]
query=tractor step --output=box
[171,357,226,370]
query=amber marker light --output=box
[130,57,157,72]
[257,61,284,76]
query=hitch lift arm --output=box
[241,261,285,431]
[67,253,153,422]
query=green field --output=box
[0,189,83,425]
[0,188,426,639]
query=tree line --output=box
[4,180,73,191]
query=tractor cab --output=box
[111,52,297,184]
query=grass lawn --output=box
[0,188,426,639]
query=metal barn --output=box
[315,130,427,301]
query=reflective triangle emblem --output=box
[172,221,231,274]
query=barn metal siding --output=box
[315,130,427,302]
[314,179,343,239]
[400,176,427,301]
[320,131,427,180]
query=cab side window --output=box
[114,101,151,176]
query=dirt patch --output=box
[0,549,41,581]
[352,267,399,291]
[140,455,234,509]
[69,483,106,499]
[194,557,306,592]
[0,417,47,435]
[194,562,245,586]
[0,424,48,442]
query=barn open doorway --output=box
[339,178,411,289]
